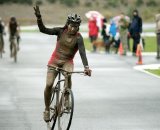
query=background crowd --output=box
[87,9,143,55]
[87,9,160,59]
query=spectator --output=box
[109,19,120,54]
[129,9,142,56]
[0,17,5,53]
[88,17,99,52]
[101,18,111,53]
[127,22,131,51]
[118,12,129,55]
[155,13,160,59]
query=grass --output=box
[22,30,39,32]
[143,28,155,32]
[84,38,92,51]
[129,37,157,52]
[84,36,157,52]
[142,37,157,52]
[145,69,160,76]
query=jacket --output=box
[129,15,142,35]
[88,19,99,37]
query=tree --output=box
[146,0,157,7]
[60,0,79,7]
[0,0,32,5]
[136,0,144,7]
[107,0,118,7]
[47,0,57,3]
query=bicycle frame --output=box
[49,66,84,130]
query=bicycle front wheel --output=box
[0,37,2,58]
[58,89,74,130]
[50,87,58,130]
[0,49,2,58]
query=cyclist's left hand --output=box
[84,67,92,77]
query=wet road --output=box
[0,32,160,130]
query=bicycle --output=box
[0,33,4,58]
[47,66,85,130]
[10,35,18,62]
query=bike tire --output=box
[51,112,57,130]
[14,52,17,63]
[0,37,2,58]
[13,43,17,63]
[0,51,2,58]
[50,88,58,130]
[58,89,74,130]
[66,89,74,130]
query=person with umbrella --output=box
[85,11,104,52]
[88,16,99,52]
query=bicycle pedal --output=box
[50,107,55,110]
[63,109,71,114]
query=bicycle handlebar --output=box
[48,65,85,74]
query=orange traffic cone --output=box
[136,44,143,65]
[118,42,123,55]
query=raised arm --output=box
[33,5,60,35]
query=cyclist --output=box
[0,17,5,53]
[33,5,92,122]
[8,16,20,57]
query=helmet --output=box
[67,13,81,24]
[10,16,16,22]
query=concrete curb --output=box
[134,64,160,79]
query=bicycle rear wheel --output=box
[13,43,17,63]
[58,89,74,130]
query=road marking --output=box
[134,64,160,79]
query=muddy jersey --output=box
[37,18,89,67]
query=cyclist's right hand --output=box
[84,67,92,77]
[33,5,41,19]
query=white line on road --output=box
[134,64,160,79]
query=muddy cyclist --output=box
[33,5,92,122]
